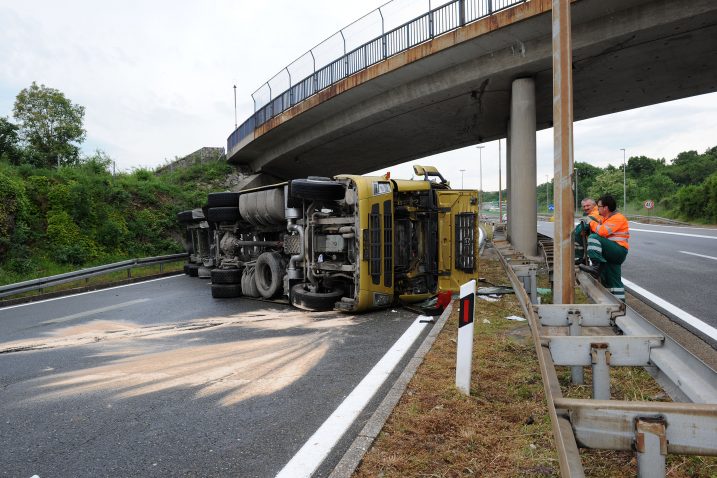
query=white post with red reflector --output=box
[456,279,476,395]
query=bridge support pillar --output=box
[506,119,512,241]
[509,77,537,257]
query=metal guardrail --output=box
[493,242,717,477]
[228,0,527,151]
[0,253,188,299]
[628,214,689,225]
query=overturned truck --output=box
[184,166,479,312]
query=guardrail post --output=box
[635,417,667,478]
[456,280,476,395]
[127,268,132,279]
[590,343,610,399]
[568,310,584,385]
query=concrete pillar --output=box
[506,119,512,241]
[509,78,537,257]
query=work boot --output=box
[578,263,601,278]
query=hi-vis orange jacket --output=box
[589,211,630,249]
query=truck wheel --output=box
[211,268,243,284]
[186,263,199,277]
[289,178,344,201]
[255,252,284,299]
[211,283,242,298]
[207,206,239,223]
[242,268,260,297]
[208,192,239,207]
[290,283,344,311]
[177,210,194,224]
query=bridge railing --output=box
[228,0,527,152]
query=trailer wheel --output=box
[241,268,260,297]
[255,252,284,299]
[289,178,344,201]
[211,283,242,298]
[290,283,344,311]
[207,206,239,223]
[211,268,243,284]
[186,263,199,277]
[207,192,239,207]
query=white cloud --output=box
[1,0,715,178]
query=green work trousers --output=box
[573,222,589,261]
[586,233,628,301]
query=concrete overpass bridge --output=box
[226,0,717,254]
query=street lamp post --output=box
[546,174,550,213]
[233,85,238,129]
[459,169,466,189]
[621,148,626,212]
[476,145,485,217]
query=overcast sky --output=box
[1,0,715,191]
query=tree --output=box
[12,82,86,168]
[0,117,22,164]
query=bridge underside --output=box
[229,0,717,180]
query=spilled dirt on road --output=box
[4,308,364,406]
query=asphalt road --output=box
[0,276,427,477]
[537,220,717,328]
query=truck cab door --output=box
[435,190,479,292]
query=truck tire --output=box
[207,206,239,223]
[208,192,239,207]
[186,263,199,277]
[255,252,284,299]
[211,283,242,298]
[289,178,344,202]
[211,268,243,284]
[290,283,344,311]
[177,210,194,224]
[241,268,260,297]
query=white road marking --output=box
[275,317,429,478]
[623,278,717,341]
[41,298,151,325]
[0,275,181,311]
[679,251,717,261]
[630,228,717,240]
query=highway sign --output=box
[548,204,554,211]
[644,199,654,209]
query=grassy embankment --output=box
[0,157,234,292]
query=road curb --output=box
[328,302,455,478]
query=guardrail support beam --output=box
[636,417,667,478]
[590,343,611,399]
[569,310,584,385]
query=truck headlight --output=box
[373,293,391,307]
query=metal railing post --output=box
[635,417,667,478]
[590,343,611,399]
[459,0,465,26]
[568,310,584,385]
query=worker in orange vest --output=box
[574,198,602,263]
[579,195,629,301]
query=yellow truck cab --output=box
[199,165,479,312]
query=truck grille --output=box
[455,212,476,271]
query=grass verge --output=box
[354,254,716,477]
